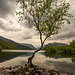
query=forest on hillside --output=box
[43,40,75,53]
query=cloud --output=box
[0,0,16,18]
[55,31,75,40]
[22,29,32,40]
[0,0,75,47]
[59,31,75,39]
[21,27,38,40]
[0,21,21,31]
[23,36,32,40]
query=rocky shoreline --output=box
[0,65,68,75]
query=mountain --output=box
[44,42,68,48]
[48,42,68,47]
[0,36,33,50]
[21,43,36,50]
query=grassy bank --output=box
[0,52,26,62]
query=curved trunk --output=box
[26,36,49,68]
[27,43,43,68]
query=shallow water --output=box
[0,50,75,74]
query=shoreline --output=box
[0,65,69,75]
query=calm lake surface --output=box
[0,50,75,74]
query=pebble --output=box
[25,72,30,75]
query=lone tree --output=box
[16,0,72,67]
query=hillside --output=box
[0,36,33,50]
[21,43,36,50]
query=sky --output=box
[0,0,75,47]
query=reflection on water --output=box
[72,58,75,62]
[0,50,75,75]
[45,51,75,63]
[44,51,75,74]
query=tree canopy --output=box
[16,0,72,41]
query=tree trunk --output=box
[26,43,43,68]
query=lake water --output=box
[0,50,75,75]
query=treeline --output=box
[43,40,75,53]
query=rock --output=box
[13,65,23,69]
[18,72,22,75]
[35,71,41,74]
[6,66,12,70]
[0,65,67,75]
[25,72,30,75]
[5,69,11,73]
[29,68,34,71]
[60,73,68,75]
[35,66,39,70]
[35,70,43,75]
[1,67,5,70]
[35,73,39,75]
[46,68,50,72]
[48,70,60,75]
[42,68,46,71]
[41,71,50,75]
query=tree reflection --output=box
[45,51,75,62]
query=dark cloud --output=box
[56,31,75,40]
[23,36,32,40]
[0,0,15,18]
[48,30,75,40]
